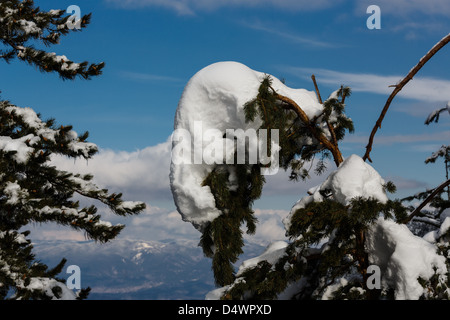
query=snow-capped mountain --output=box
[31,238,265,300]
[32,238,215,299]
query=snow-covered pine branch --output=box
[0,100,145,238]
[0,101,145,299]
[425,101,450,125]
[0,0,104,80]
[207,155,448,300]
[172,56,450,299]
[0,2,145,299]
[425,145,450,164]
[170,61,354,287]
[0,230,82,299]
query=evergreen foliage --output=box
[200,164,262,286]
[0,1,145,299]
[244,76,353,180]
[200,75,355,287]
[175,35,450,301]
[203,73,449,300]
[400,106,450,298]
[222,195,407,300]
[0,0,104,80]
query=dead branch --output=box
[311,74,323,104]
[363,33,450,163]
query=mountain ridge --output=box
[31,238,266,300]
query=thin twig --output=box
[363,33,450,163]
[311,74,323,104]
[311,75,339,158]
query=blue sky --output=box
[2,0,450,243]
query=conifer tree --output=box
[0,1,145,300]
[199,75,355,287]
[400,103,450,298]
[172,34,450,299]
[204,77,407,299]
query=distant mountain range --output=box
[32,238,266,300]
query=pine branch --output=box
[363,33,450,163]
[0,1,104,81]
[425,102,450,125]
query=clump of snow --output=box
[321,275,363,300]
[425,145,450,163]
[116,201,143,211]
[424,101,450,125]
[46,53,80,72]
[25,278,76,300]
[366,217,447,300]
[236,241,288,276]
[205,285,230,300]
[423,208,450,243]
[284,154,388,231]
[205,151,449,300]
[440,217,450,237]
[1,103,98,163]
[3,181,29,205]
[0,136,34,164]
[49,9,63,16]
[170,61,323,229]
[206,241,289,300]
[205,241,290,300]
[18,19,41,35]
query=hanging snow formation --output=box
[170,61,324,229]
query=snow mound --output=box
[236,240,288,276]
[170,61,323,229]
[205,240,288,300]
[366,217,447,299]
[284,154,388,230]
[422,208,450,243]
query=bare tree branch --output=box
[311,74,323,104]
[363,33,450,163]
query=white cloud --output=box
[344,131,450,146]
[45,137,269,241]
[50,138,172,204]
[242,20,336,48]
[247,209,289,245]
[28,228,87,241]
[384,175,428,190]
[104,0,342,15]
[283,66,450,103]
[43,134,436,243]
[46,137,316,243]
[122,205,199,240]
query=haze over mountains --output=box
[32,238,265,300]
